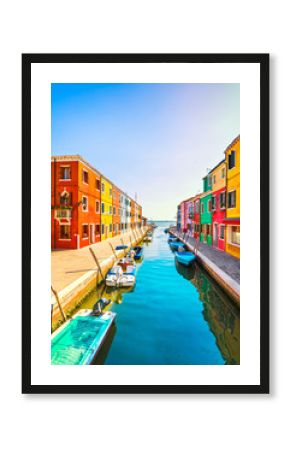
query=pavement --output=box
[174,231,240,284]
[51,228,146,292]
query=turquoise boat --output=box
[169,241,185,251]
[175,251,196,266]
[51,310,116,365]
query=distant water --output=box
[79,224,240,365]
[150,220,175,228]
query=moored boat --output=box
[175,250,196,266]
[51,310,116,365]
[106,265,123,286]
[133,246,144,260]
[169,241,186,251]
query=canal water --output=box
[80,221,240,365]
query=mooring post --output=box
[89,247,104,280]
[121,237,128,255]
[108,242,118,261]
[51,285,67,322]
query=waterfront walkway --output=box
[171,229,240,304]
[51,228,147,293]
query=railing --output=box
[54,209,72,219]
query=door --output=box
[90,224,94,244]
[213,223,218,247]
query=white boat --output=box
[106,257,137,287]
[118,264,136,287]
[105,265,123,286]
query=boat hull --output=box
[51,310,116,365]
[176,252,196,266]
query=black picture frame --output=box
[22,53,269,394]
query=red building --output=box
[211,160,226,251]
[192,195,201,240]
[51,155,101,249]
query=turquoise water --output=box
[80,222,240,365]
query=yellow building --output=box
[224,135,240,259]
[101,176,113,240]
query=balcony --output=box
[54,208,72,219]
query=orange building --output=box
[130,200,136,229]
[52,155,101,249]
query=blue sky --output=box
[52,83,239,220]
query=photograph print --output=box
[22,54,269,393]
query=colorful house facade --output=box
[112,185,121,236]
[211,160,226,251]
[51,155,144,249]
[192,195,201,240]
[224,135,240,258]
[51,156,102,250]
[101,176,113,240]
[200,174,212,245]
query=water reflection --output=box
[176,260,240,364]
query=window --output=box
[219,225,225,240]
[230,226,240,245]
[101,202,105,214]
[195,201,199,213]
[208,199,212,212]
[206,224,212,235]
[109,224,112,232]
[59,191,71,206]
[82,196,88,212]
[228,190,236,208]
[228,151,236,170]
[95,200,100,213]
[220,192,226,209]
[59,225,71,239]
[101,182,105,192]
[212,196,216,211]
[60,166,71,180]
[213,175,216,185]
[208,175,212,187]
[82,224,88,238]
[95,224,100,235]
[201,203,204,214]
[101,224,105,234]
[221,167,225,179]
[109,189,112,197]
[96,179,101,190]
[113,207,116,215]
[109,206,112,215]
[82,170,88,184]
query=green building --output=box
[200,173,212,245]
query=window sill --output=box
[59,238,72,241]
[59,179,71,181]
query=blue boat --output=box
[115,245,128,251]
[168,236,178,243]
[175,251,196,266]
[51,310,116,365]
[169,241,185,251]
[133,246,144,260]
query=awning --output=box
[223,218,240,225]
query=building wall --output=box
[51,160,79,249]
[200,192,212,245]
[101,176,113,240]
[131,200,136,229]
[212,186,226,251]
[78,160,102,248]
[112,185,121,236]
[193,197,201,239]
[225,136,240,258]
[211,161,226,251]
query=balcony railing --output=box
[54,209,72,219]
